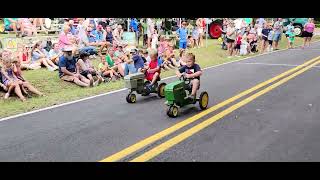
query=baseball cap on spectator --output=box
[80,52,90,59]
[62,46,73,52]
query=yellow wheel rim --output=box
[131,95,136,103]
[201,93,208,107]
[0,24,4,32]
[160,85,165,96]
[172,107,178,116]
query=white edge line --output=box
[1,40,320,122]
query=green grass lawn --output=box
[1,35,320,118]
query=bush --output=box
[316,24,320,28]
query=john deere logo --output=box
[5,38,17,49]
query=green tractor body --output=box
[164,80,188,107]
[124,72,145,94]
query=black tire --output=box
[143,81,151,96]
[199,92,209,110]
[293,24,303,37]
[167,105,179,118]
[157,83,166,98]
[126,93,137,103]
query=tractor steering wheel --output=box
[179,73,191,85]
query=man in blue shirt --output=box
[124,48,145,76]
[176,21,188,49]
[130,18,140,46]
[58,46,93,87]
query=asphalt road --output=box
[1,42,320,162]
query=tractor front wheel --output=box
[167,105,179,118]
[126,93,137,103]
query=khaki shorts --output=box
[60,75,75,82]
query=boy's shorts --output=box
[268,40,273,45]
[179,41,187,49]
[145,72,160,81]
[273,32,282,42]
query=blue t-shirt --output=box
[132,55,145,70]
[286,25,294,35]
[262,28,271,37]
[130,19,139,32]
[70,26,77,35]
[176,28,187,42]
[92,30,104,42]
[58,55,77,77]
[88,33,96,43]
[179,63,202,80]
[105,32,113,43]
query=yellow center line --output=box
[131,58,320,162]
[100,56,320,162]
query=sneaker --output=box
[146,84,152,92]
[93,80,99,87]
[4,93,10,99]
[47,66,54,71]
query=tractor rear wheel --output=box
[199,92,209,110]
[158,83,166,98]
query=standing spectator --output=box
[272,18,283,50]
[256,18,266,40]
[151,28,159,49]
[302,18,315,49]
[130,18,140,46]
[192,26,200,48]
[285,21,294,49]
[196,18,206,47]
[58,46,92,87]
[260,23,271,53]
[147,18,155,49]
[176,21,188,50]
[226,21,236,58]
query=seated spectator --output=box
[77,26,98,56]
[31,18,47,31]
[113,25,124,45]
[123,49,145,76]
[178,49,187,66]
[58,25,75,50]
[105,26,113,44]
[4,18,20,36]
[18,18,37,37]
[91,24,110,51]
[69,20,77,35]
[31,41,59,71]
[98,18,109,29]
[98,56,120,81]
[76,52,103,86]
[12,58,44,97]
[16,44,41,70]
[49,43,63,65]
[1,57,26,101]
[58,46,93,87]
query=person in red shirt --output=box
[234,32,242,57]
[142,49,161,91]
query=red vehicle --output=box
[208,18,223,39]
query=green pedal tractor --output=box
[164,74,209,118]
[124,72,167,103]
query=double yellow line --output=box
[100,56,320,162]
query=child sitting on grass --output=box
[142,49,161,91]
[178,49,187,67]
[76,52,103,86]
[98,56,120,82]
[1,57,26,101]
[12,58,44,97]
[176,52,202,101]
